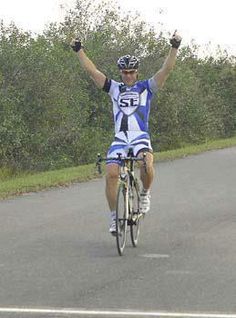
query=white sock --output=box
[110,210,116,220]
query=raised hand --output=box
[170,30,182,49]
[70,38,83,52]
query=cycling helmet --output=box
[117,55,139,70]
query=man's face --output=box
[120,69,138,86]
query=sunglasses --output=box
[121,70,137,75]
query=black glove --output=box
[170,36,181,49]
[71,39,83,52]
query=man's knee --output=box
[138,152,154,172]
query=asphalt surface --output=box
[0,147,236,317]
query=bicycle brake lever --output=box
[96,153,102,174]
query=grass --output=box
[154,136,236,161]
[1,136,236,200]
[0,164,97,200]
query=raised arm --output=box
[153,31,182,89]
[70,39,106,89]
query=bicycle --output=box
[96,148,147,256]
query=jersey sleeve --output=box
[102,78,120,96]
[102,78,112,93]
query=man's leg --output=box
[105,163,120,234]
[105,163,120,210]
[138,151,154,213]
[138,151,154,190]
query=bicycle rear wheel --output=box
[130,181,141,247]
[116,182,128,256]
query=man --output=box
[70,31,182,235]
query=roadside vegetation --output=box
[0,0,235,199]
[1,136,236,200]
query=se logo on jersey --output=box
[118,92,140,115]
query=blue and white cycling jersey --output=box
[103,77,158,162]
[104,78,157,134]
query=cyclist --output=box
[70,31,182,235]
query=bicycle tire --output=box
[130,180,141,247]
[116,181,128,256]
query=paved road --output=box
[0,147,236,317]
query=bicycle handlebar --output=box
[96,152,147,174]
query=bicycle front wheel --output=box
[116,182,128,256]
[130,181,141,247]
